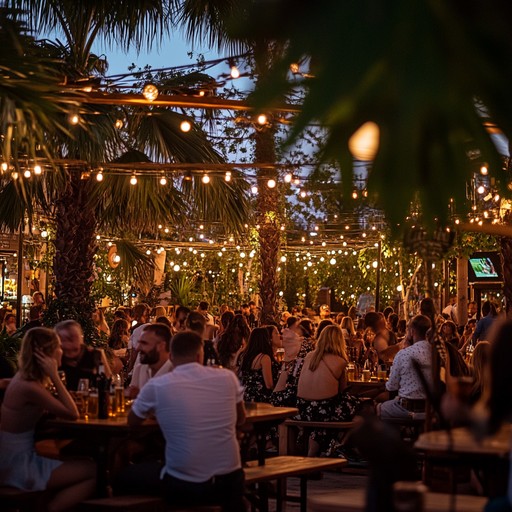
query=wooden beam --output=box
[458,222,512,238]
[80,91,301,113]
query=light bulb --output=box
[115,119,123,129]
[352,191,358,199]
[284,173,292,183]
[480,165,488,175]
[113,254,121,263]
[230,66,240,79]
[477,185,485,194]
[372,261,378,268]
[173,264,180,272]
[300,190,307,198]
[23,170,31,178]
[41,230,48,238]
[202,174,210,184]
[146,249,151,255]
[159,177,167,186]
[251,186,258,194]
[180,120,192,132]
[143,83,159,101]
[280,256,287,262]
[348,121,380,161]
[267,179,276,188]
[257,114,267,125]
[12,171,18,180]
[330,258,336,265]
[1,162,8,172]
[96,172,104,182]
[130,175,137,185]
[240,252,246,258]
[225,171,232,182]
[33,165,42,175]
[290,63,300,74]
[70,114,80,125]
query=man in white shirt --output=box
[125,331,246,511]
[126,323,173,398]
[378,315,433,419]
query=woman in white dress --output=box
[0,327,95,511]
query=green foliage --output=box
[449,232,499,259]
[169,274,198,308]
[0,329,21,372]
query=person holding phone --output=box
[0,327,95,511]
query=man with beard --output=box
[127,323,172,399]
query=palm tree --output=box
[177,0,283,322]
[0,1,249,337]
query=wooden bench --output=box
[0,486,47,512]
[244,455,347,512]
[278,420,356,455]
[307,488,487,512]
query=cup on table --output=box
[377,364,387,381]
[347,363,356,381]
[88,390,99,419]
[275,348,285,363]
[76,379,90,419]
[363,369,371,382]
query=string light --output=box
[202,174,210,184]
[96,172,104,182]
[130,175,137,185]
[480,165,488,175]
[180,120,192,132]
[23,170,31,178]
[225,171,232,182]
[257,114,267,125]
[70,114,80,125]
[290,63,300,74]
[41,230,48,238]
[115,119,123,129]
[143,83,159,101]
[251,186,258,194]
[477,185,485,194]
[159,176,167,186]
[284,173,292,183]
[267,178,276,188]
[12,172,18,180]
[1,163,7,172]
[33,165,42,175]
[230,66,240,79]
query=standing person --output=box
[130,304,150,334]
[296,324,360,456]
[238,327,276,403]
[56,320,111,390]
[282,317,309,361]
[32,291,45,308]
[2,313,17,336]
[124,331,246,512]
[197,301,215,325]
[0,328,95,510]
[92,307,110,337]
[378,315,433,420]
[473,300,498,343]
[186,311,218,365]
[216,314,250,371]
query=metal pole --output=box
[16,225,24,327]
[375,240,382,312]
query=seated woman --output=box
[92,308,110,337]
[238,327,276,403]
[296,324,361,456]
[216,314,250,371]
[0,327,95,511]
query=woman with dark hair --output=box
[238,327,276,403]
[216,314,250,371]
[387,313,399,334]
[439,320,460,348]
[299,318,315,340]
[0,328,95,510]
[316,318,335,339]
[108,319,130,350]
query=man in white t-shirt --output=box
[126,323,173,398]
[123,331,246,511]
[378,315,433,419]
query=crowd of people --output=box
[0,292,510,511]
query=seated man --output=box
[378,315,433,419]
[124,331,246,512]
[126,323,173,398]
[56,320,111,390]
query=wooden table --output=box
[347,378,386,398]
[415,424,511,496]
[242,403,298,466]
[44,416,158,496]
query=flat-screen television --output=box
[468,251,503,282]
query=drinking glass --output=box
[76,378,90,419]
[275,348,285,363]
[377,364,388,381]
[346,362,356,381]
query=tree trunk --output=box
[254,42,281,324]
[49,168,98,338]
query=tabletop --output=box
[415,424,511,458]
[244,402,298,424]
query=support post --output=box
[456,257,469,326]
[16,226,23,328]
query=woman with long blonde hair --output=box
[296,325,360,456]
[0,328,95,511]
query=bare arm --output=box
[260,355,274,390]
[236,401,246,427]
[128,409,145,427]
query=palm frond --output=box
[114,238,155,284]
[130,109,224,164]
